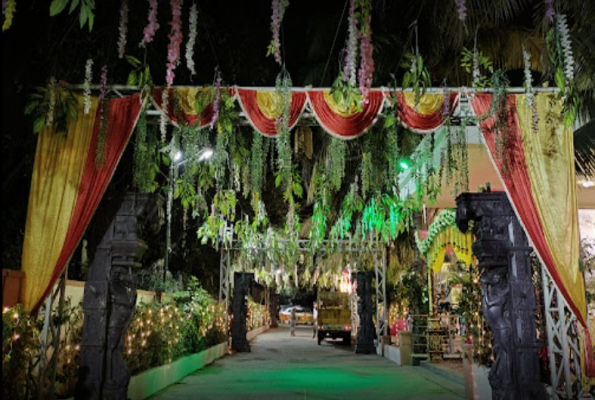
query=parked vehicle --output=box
[317,291,351,345]
[279,305,314,325]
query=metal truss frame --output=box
[541,265,585,399]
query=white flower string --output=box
[160,89,169,143]
[522,45,533,107]
[117,0,129,59]
[83,59,94,115]
[556,13,574,83]
[186,4,198,76]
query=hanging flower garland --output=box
[210,69,222,129]
[140,0,160,46]
[414,209,456,255]
[117,0,129,59]
[545,0,555,23]
[96,66,109,167]
[268,0,290,65]
[355,0,374,105]
[2,0,15,31]
[83,58,93,115]
[160,90,168,143]
[343,0,358,86]
[186,4,198,76]
[556,13,574,83]
[454,0,467,22]
[165,0,183,86]
[522,45,540,133]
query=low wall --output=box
[128,342,228,400]
[127,325,269,400]
[462,344,491,400]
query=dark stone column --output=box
[456,192,545,400]
[269,287,279,328]
[231,272,254,352]
[353,271,375,354]
[75,193,163,400]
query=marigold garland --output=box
[186,4,198,76]
[165,0,183,86]
[117,0,129,59]
[141,0,160,46]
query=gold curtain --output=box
[20,95,99,312]
[516,93,586,322]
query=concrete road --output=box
[149,325,465,400]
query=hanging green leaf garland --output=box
[328,137,347,191]
[132,107,160,194]
[274,67,294,199]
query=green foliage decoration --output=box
[401,52,432,107]
[133,108,160,193]
[24,78,79,135]
[49,0,96,31]
[328,137,347,191]
[546,24,582,128]
[460,47,493,88]
[330,72,363,113]
[125,55,153,90]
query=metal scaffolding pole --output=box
[542,264,584,399]
[375,246,387,350]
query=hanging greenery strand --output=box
[2,0,15,31]
[274,67,293,197]
[328,138,347,191]
[250,131,265,195]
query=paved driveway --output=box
[150,325,465,400]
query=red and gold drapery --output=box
[471,93,586,328]
[307,90,385,139]
[236,89,307,137]
[388,92,459,133]
[152,87,236,127]
[21,94,143,314]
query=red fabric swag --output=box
[31,95,143,314]
[393,92,459,133]
[236,89,307,137]
[307,90,384,139]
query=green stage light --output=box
[398,159,410,170]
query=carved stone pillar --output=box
[268,287,279,328]
[456,192,545,400]
[75,193,162,400]
[353,271,375,354]
[231,272,254,352]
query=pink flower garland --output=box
[545,0,555,22]
[165,0,183,86]
[357,22,374,105]
[210,72,222,129]
[141,0,160,46]
[343,0,357,85]
[271,0,282,64]
[455,0,467,22]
